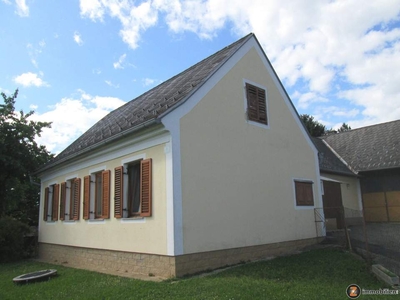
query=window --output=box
[43,184,59,221]
[60,178,81,221]
[294,180,314,206]
[114,158,152,218]
[245,83,268,125]
[83,170,110,220]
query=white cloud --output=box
[13,72,49,87]
[113,53,126,69]
[105,80,119,88]
[79,0,400,124]
[73,31,83,45]
[293,91,329,109]
[142,78,160,87]
[15,0,29,17]
[80,0,158,49]
[1,0,12,5]
[30,90,125,154]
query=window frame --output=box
[115,156,152,219]
[293,179,315,209]
[43,183,59,222]
[83,167,110,220]
[243,79,269,128]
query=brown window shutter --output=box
[246,83,267,125]
[44,187,49,221]
[60,182,66,221]
[295,181,314,206]
[102,170,111,219]
[257,88,267,124]
[52,184,60,221]
[83,176,90,220]
[73,178,81,220]
[246,83,258,122]
[140,159,152,217]
[114,166,123,219]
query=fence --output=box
[315,207,400,276]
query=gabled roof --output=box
[312,137,356,176]
[38,33,254,173]
[322,119,400,172]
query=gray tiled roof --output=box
[322,120,400,172]
[40,33,253,172]
[312,137,355,176]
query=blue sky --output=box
[1,0,399,154]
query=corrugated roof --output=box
[39,33,253,173]
[322,119,400,172]
[312,137,356,176]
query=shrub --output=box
[0,216,30,262]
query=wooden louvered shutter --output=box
[295,181,314,206]
[60,182,66,221]
[73,178,81,220]
[83,176,90,220]
[140,159,152,217]
[43,187,49,221]
[52,184,60,221]
[102,170,111,219]
[114,166,123,218]
[257,88,267,124]
[246,83,267,125]
[246,83,258,122]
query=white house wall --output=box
[176,45,321,255]
[39,132,171,256]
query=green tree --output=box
[337,122,352,132]
[299,114,327,137]
[0,89,53,225]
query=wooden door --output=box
[322,180,344,229]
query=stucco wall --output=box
[39,140,169,255]
[179,47,321,254]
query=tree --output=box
[337,122,352,132]
[299,114,326,137]
[0,89,53,225]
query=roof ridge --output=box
[325,119,400,137]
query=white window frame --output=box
[292,178,315,210]
[121,154,146,219]
[243,79,270,129]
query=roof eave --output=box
[34,118,160,176]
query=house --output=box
[321,120,400,223]
[312,137,363,230]
[36,33,326,278]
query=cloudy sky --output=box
[1,0,400,154]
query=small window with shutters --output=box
[294,180,314,207]
[43,183,60,222]
[245,82,268,126]
[60,178,81,221]
[114,158,152,219]
[83,170,110,220]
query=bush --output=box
[0,216,30,262]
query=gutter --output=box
[34,118,159,176]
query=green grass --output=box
[0,248,391,300]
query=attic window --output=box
[245,83,268,125]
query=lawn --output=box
[0,247,391,300]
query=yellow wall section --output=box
[39,143,168,255]
[180,47,320,254]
